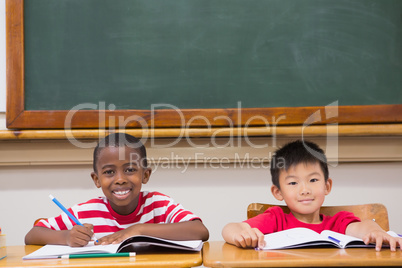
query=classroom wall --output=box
[0,128,401,246]
[0,151,401,246]
[0,2,401,247]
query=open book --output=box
[262,228,374,250]
[23,235,203,260]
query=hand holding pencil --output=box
[67,223,96,247]
[49,195,98,247]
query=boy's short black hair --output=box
[270,140,329,189]
[93,133,147,173]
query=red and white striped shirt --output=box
[36,191,201,238]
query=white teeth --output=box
[114,190,130,195]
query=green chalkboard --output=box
[23,0,402,111]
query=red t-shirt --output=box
[245,206,360,234]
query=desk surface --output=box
[0,245,202,268]
[203,241,402,267]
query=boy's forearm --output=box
[345,220,383,239]
[132,220,209,241]
[25,226,68,245]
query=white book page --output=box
[387,231,401,238]
[23,242,121,260]
[263,228,324,250]
[320,230,364,248]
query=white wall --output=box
[0,161,401,246]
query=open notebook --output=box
[23,235,203,260]
[261,228,399,250]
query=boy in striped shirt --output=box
[25,133,209,246]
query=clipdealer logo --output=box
[63,101,339,168]
[301,101,339,167]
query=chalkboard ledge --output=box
[0,124,401,140]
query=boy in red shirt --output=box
[222,140,401,251]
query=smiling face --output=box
[91,145,151,215]
[271,162,332,224]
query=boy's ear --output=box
[91,172,102,188]
[271,185,284,201]
[142,168,152,184]
[325,178,333,195]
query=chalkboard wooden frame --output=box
[6,0,402,130]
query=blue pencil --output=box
[327,236,341,244]
[328,235,342,247]
[49,194,98,243]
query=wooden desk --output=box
[203,241,402,267]
[0,245,202,268]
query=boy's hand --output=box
[363,230,402,252]
[222,222,266,249]
[96,230,127,245]
[66,223,94,247]
[232,226,265,249]
[96,225,141,245]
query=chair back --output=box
[247,203,389,231]
[33,218,47,226]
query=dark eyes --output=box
[126,167,137,173]
[102,168,137,175]
[287,178,318,185]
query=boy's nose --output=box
[115,172,127,184]
[300,189,311,195]
[300,184,311,195]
